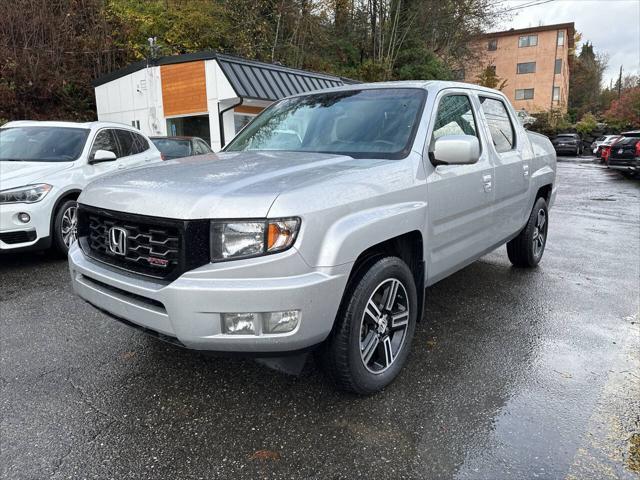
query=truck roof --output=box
[286,80,508,98]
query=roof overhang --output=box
[93,52,354,101]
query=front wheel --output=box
[320,257,418,394]
[52,200,78,255]
[507,197,549,268]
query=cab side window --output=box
[479,97,515,153]
[132,133,150,154]
[114,130,135,157]
[90,129,119,159]
[431,95,478,145]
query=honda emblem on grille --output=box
[108,226,128,256]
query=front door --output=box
[425,92,495,285]
[85,128,122,181]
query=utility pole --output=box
[617,65,623,99]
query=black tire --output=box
[52,199,78,255]
[320,256,418,395]
[507,197,549,268]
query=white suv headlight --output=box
[210,218,300,261]
[0,184,52,204]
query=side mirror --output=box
[90,149,117,163]
[432,135,480,166]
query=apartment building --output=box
[464,23,575,113]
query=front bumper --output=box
[0,199,53,251]
[68,243,351,353]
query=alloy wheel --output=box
[360,278,410,374]
[61,204,78,248]
[532,208,547,259]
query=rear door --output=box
[477,95,529,243]
[425,90,495,284]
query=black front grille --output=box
[77,205,210,281]
[0,230,37,244]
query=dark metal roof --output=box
[93,52,352,100]
[215,54,344,100]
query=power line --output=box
[497,0,557,14]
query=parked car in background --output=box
[591,135,622,159]
[0,121,162,254]
[607,130,640,177]
[69,82,557,394]
[551,133,583,156]
[150,136,213,160]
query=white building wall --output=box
[94,66,166,137]
[204,59,239,151]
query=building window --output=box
[555,59,562,74]
[518,34,538,47]
[488,39,497,51]
[515,88,535,100]
[517,62,536,74]
[131,120,140,130]
[557,30,565,46]
[553,86,560,101]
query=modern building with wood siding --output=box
[93,52,350,151]
[463,23,575,113]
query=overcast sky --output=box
[497,0,640,86]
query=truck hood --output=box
[79,151,371,219]
[0,161,74,189]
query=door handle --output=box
[117,164,125,170]
[523,164,529,177]
[482,174,492,192]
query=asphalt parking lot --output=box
[1,156,639,480]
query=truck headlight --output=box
[0,184,52,204]
[210,218,300,261]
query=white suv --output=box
[0,121,162,254]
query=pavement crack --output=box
[67,375,121,424]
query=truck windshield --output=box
[0,126,90,162]
[224,89,426,159]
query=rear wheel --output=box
[320,256,418,394]
[507,197,549,268]
[52,200,78,255]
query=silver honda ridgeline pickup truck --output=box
[69,82,556,394]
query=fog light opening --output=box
[222,313,257,335]
[264,310,300,334]
[221,311,300,335]
[18,212,31,223]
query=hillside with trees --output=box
[1,0,637,132]
[0,0,506,122]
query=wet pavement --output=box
[1,157,639,479]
